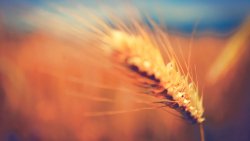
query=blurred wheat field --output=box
[1,2,250,141]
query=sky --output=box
[1,0,250,34]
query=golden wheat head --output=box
[26,4,205,124]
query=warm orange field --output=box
[0,25,249,141]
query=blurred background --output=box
[0,1,250,141]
